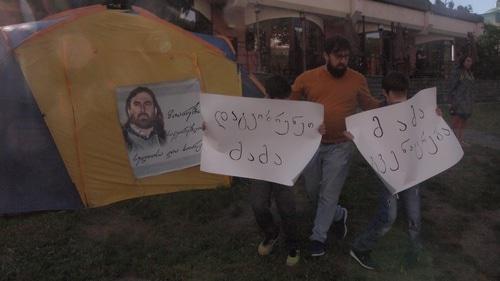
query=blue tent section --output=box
[0,23,84,215]
[3,19,64,48]
[193,33,236,61]
[194,33,264,98]
[239,66,265,98]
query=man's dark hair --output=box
[123,86,166,147]
[265,75,291,99]
[382,72,409,94]
[324,35,351,55]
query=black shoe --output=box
[332,207,348,240]
[350,249,377,270]
[309,240,326,257]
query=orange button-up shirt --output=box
[291,66,380,143]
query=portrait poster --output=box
[116,79,203,178]
[345,87,464,194]
[200,94,324,186]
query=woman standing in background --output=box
[448,55,475,146]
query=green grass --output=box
[1,103,499,281]
[440,102,500,136]
[467,103,500,136]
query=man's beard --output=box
[326,62,347,78]
[131,114,154,129]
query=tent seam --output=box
[61,38,89,207]
[15,5,106,48]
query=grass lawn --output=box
[1,103,499,281]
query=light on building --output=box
[378,24,384,33]
[451,43,455,61]
[180,10,196,22]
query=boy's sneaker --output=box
[350,249,377,270]
[332,207,348,240]
[257,233,279,256]
[286,248,300,266]
[309,240,326,257]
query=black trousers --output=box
[249,180,298,249]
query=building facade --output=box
[482,0,500,27]
[0,0,484,79]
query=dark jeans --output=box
[352,185,421,252]
[249,179,298,250]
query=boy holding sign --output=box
[249,75,300,267]
[349,72,440,270]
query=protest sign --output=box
[345,88,463,193]
[116,79,203,178]
[200,94,324,186]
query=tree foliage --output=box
[435,0,473,14]
[476,24,500,79]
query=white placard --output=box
[345,87,463,194]
[200,94,324,186]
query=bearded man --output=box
[291,35,381,257]
[122,86,166,152]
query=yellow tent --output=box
[15,6,240,207]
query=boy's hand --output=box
[318,123,326,135]
[435,107,443,117]
[343,131,354,140]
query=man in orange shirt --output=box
[291,35,380,256]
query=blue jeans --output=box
[249,180,298,249]
[352,185,422,252]
[303,142,354,243]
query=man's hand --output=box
[343,130,354,140]
[318,123,326,135]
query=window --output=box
[247,18,324,80]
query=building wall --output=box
[248,0,351,18]
[243,4,324,30]
[0,1,22,26]
[483,13,500,26]
[431,14,482,37]
[194,0,212,20]
[211,3,256,71]
[362,0,424,29]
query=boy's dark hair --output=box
[382,72,409,95]
[324,35,351,55]
[265,75,291,99]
